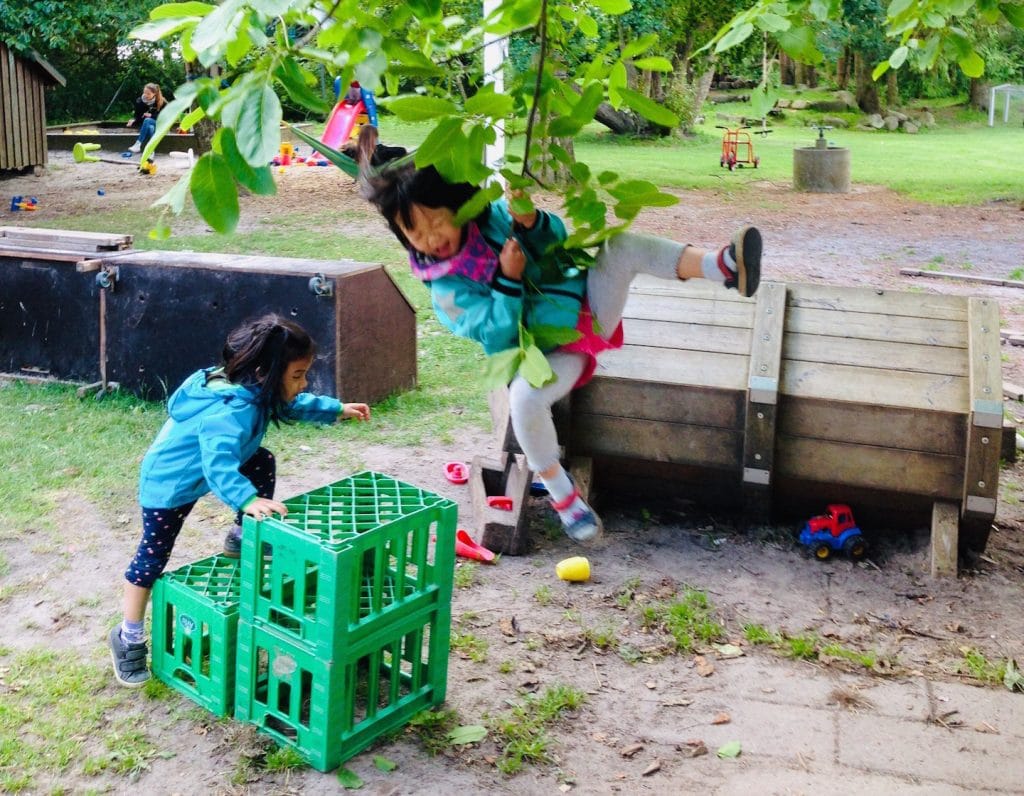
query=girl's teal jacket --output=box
[427,200,587,355]
[138,368,341,511]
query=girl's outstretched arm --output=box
[341,403,370,421]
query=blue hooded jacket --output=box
[138,368,342,511]
[426,200,588,355]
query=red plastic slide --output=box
[318,100,364,153]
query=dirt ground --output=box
[3,149,1024,794]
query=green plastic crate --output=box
[151,554,242,716]
[233,602,450,772]
[238,471,457,653]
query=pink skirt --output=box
[559,299,624,388]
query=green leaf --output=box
[249,0,293,13]
[192,0,244,60]
[872,61,891,81]
[531,324,583,349]
[453,184,502,227]
[386,95,459,121]
[152,173,191,213]
[235,84,283,166]
[225,21,252,66]
[520,344,557,388]
[549,115,586,137]
[887,0,914,18]
[1002,3,1024,27]
[717,741,742,758]
[447,725,488,745]
[621,33,658,60]
[274,57,332,114]
[958,49,985,78]
[415,117,464,168]
[220,128,277,196]
[465,86,515,119]
[483,348,523,388]
[591,0,632,13]
[776,25,823,65]
[755,13,791,32]
[148,221,172,241]
[130,18,197,42]
[617,88,678,128]
[715,22,754,53]
[373,755,398,772]
[631,56,673,72]
[150,2,214,18]
[578,13,599,38]
[888,45,909,69]
[922,10,946,26]
[407,0,442,21]
[337,767,364,789]
[190,152,240,234]
[809,0,839,20]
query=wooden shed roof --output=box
[2,44,66,87]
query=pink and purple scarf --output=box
[408,221,499,283]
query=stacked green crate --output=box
[151,554,242,716]
[234,471,457,772]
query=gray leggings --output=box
[509,232,685,472]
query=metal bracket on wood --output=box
[743,281,787,518]
[95,265,119,291]
[308,273,334,297]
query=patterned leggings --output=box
[124,447,276,588]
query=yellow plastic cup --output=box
[556,556,590,582]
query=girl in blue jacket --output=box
[362,164,761,546]
[110,314,370,687]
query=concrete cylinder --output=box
[793,146,851,193]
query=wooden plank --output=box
[786,306,967,347]
[596,346,750,391]
[962,298,1002,521]
[474,454,533,556]
[621,293,756,329]
[788,283,968,321]
[780,360,967,413]
[621,317,751,354]
[627,273,755,301]
[777,397,965,456]
[570,414,743,470]
[0,246,110,263]
[575,379,743,428]
[902,268,1015,288]
[783,332,967,376]
[744,282,786,499]
[0,226,133,250]
[775,435,964,498]
[931,501,959,578]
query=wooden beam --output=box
[743,282,786,513]
[962,298,1002,522]
[931,501,959,578]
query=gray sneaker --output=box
[109,626,150,687]
[223,524,242,558]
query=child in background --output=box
[110,313,370,687]
[123,82,167,156]
[361,164,761,545]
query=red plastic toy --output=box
[486,496,513,511]
[444,461,468,484]
[455,529,496,563]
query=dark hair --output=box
[360,162,479,252]
[219,313,316,424]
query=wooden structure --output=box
[0,227,417,404]
[477,277,1003,573]
[0,43,65,172]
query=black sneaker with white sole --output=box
[724,226,762,297]
[109,625,150,687]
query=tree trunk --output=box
[837,47,851,90]
[854,52,881,115]
[594,102,641,134]
[779,52,795,85]
[886,70,898,107]
[969,78,991,111]
[185,61,221,154]
[805,65,818,88]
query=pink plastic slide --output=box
[317,100,365,154]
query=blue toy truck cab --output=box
[799,503,867,560]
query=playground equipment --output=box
[73,141,156,175]
[793,125,850,193]
[476,278,1001,576]
[717,125,772,170]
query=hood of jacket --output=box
[166,368,262,423]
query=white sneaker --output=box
[129,141,142,154]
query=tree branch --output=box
[293,0,345,50]
[521,0,548,180]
